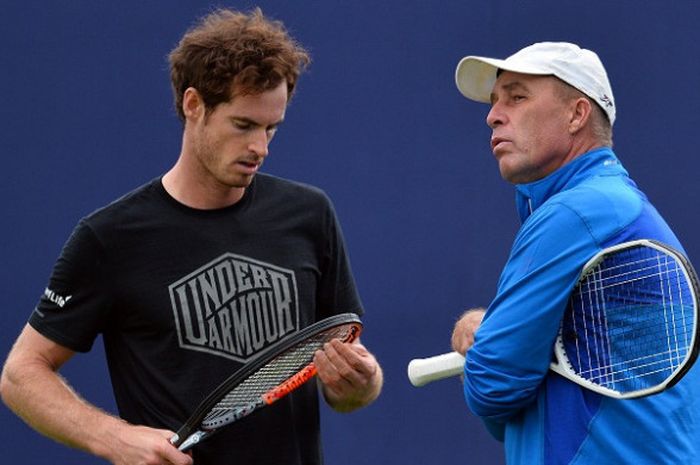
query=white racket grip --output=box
[407,352,466,387]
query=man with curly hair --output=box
[1,8,382,465]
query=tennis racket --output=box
[170,312,362,451]
[408,239,700,399]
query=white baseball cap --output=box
[455,42,616,125]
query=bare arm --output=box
[0,324,192,465]
[313,338,383,413]
[451,307,486,355]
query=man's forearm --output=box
[2,326,192,465]
[1,357,125,460]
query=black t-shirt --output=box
[30,173,364,464]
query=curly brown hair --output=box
[168,8,311,122]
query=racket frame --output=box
[170,312,362,450]
[550,239,700,399]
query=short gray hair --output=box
[554,78,613,147]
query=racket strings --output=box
[575,346,689,382]
[576,256,679,294]
[563,246,696,392]
[659,255,688,369]
[201,324,354,428]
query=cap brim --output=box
[455,56,504,102]
[455,55,553,102]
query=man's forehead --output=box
[489,73,561,105]
[496,71,538,86]
[493,72,557,92]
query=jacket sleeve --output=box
[464,202,600,421]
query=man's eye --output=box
[512,95,526,102]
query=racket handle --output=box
[407,352,465,387]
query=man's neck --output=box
[162,161,246,210]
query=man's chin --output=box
[224,173,257,188]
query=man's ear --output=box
[569,97,592,134]
[182,87,204,122]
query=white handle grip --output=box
[407,352,466,387]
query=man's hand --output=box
[101,423,193,465]
[451,307,486,355]
[313,339,383,413]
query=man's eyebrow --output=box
[502,81,529,92]
[231,116,285,127]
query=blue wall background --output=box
[2,1,699,464]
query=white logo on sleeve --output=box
[43,288,73,308]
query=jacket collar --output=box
[514,147,627,222]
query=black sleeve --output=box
[316,197,364,321]
[29,220,113,352]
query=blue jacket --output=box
[465,147,700,464]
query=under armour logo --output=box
[600,95,614,108]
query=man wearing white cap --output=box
[450,42,700,464]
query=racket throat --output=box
[177,430,209,452]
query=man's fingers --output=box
[451,308,486,354]
[315,340,373,388]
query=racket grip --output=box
[407,352,466,387]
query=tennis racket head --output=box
[551,239,700,399]
[171,312,362,450]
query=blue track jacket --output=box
[464,147,700,464]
